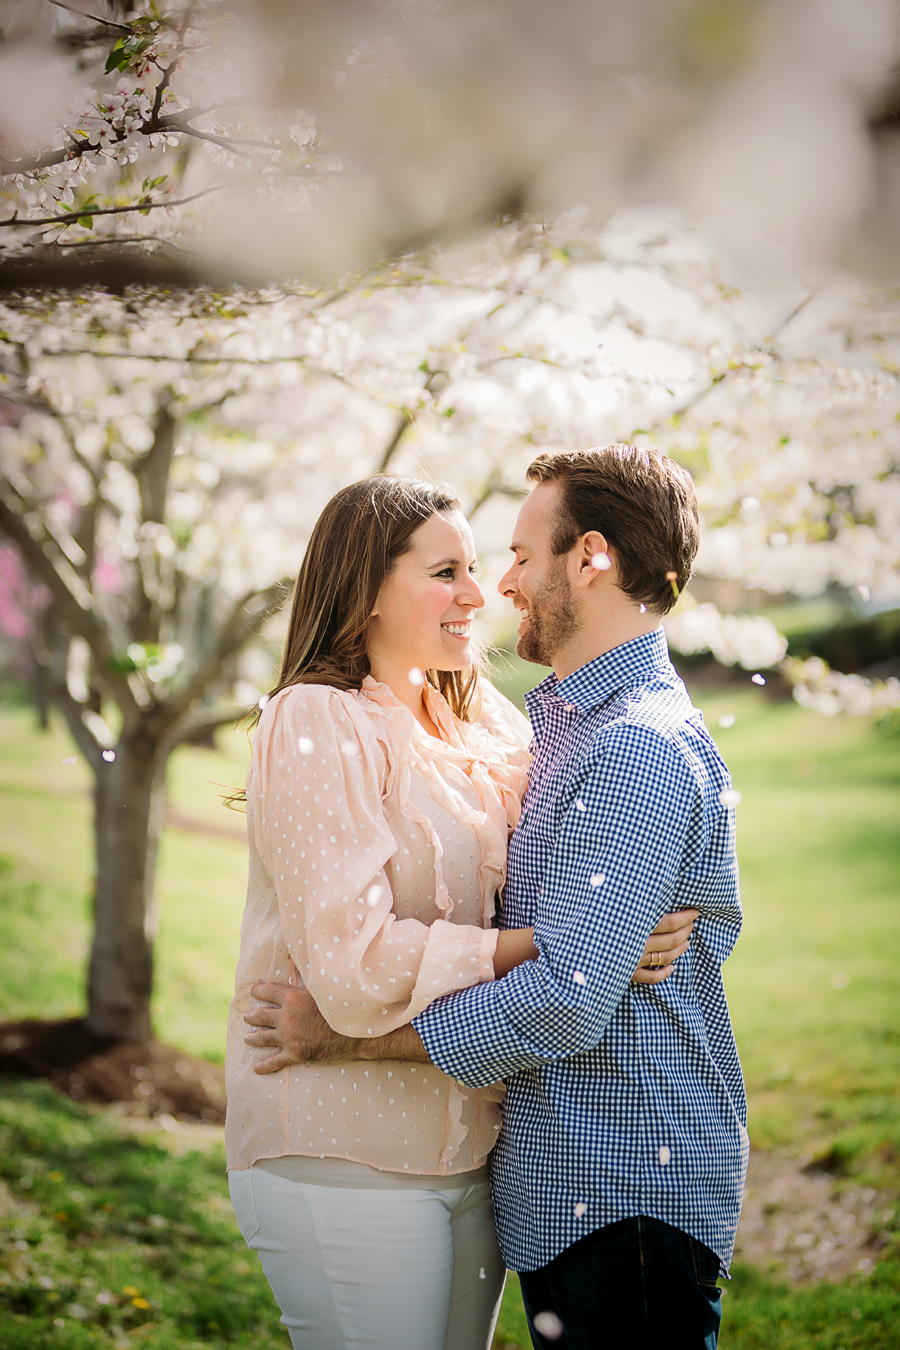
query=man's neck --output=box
[551,615,662,682]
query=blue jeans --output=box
[518,1216,722,1350]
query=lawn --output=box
[0,667,898,1348]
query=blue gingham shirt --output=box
[414,629,748,1274]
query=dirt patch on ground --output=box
[736,1148,895,1283]
[0,1018,226,1124]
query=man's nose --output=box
[497,562,517,597]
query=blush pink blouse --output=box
[225,676,532,1177]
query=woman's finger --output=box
[648,931,693,959]
[632,963,675,985]
[649,909,699,937]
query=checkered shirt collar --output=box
[525,628,672,719]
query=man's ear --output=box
[574,531,615,588]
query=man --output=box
[246,445,747,1349]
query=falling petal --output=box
[590,552,611,571]
[298,737,314,754]
[574,1202,587,1218]
[589,872,606,888]
[340,740,358,756]
[61,756,77,765]
[751,673,766,686]
[858,585,870,602]
[831,971,850,990]
[407,667,425,686]
[366,884,384,907]
[572,970,586,986]
[640,603,647,613]
[659,1145,671,1166]
[257,694,269,710]
[718,714,735,729]
[102,750,116,762]
[718,788,742,808]
[575,799,586,812]
[479,1267,487,1280]
[533,1311,564,1341]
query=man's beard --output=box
[516,556,580,666]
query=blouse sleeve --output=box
[251,685,498,1037]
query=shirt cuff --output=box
[479,927,499,984]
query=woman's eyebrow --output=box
[427,555,462,568]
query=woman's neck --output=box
[367,653,441,737]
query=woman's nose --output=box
[463,575,486,609]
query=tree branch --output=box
[167,701,245,750]
[158,579,291,733]
[0,185,226,230]
[37,652,106,769]
[47,0,132,32]
[0,485,139,717]
[466,473,526,520]
[377,408,415,472]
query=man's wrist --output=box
[354,1024,431,1064]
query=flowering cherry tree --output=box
[1,0,898,288]
[2,195,900,1041]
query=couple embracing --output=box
[225,445,748,1350]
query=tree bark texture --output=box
[86,729,167,1043]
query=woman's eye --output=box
[434,568,455,579]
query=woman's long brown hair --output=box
[269,474,482,718]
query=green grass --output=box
[1,674,899,1347]
[0,1081,284,1349]
[0,709,251,1059]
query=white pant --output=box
[229,1166,506,1350]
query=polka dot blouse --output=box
[225,676,532,1177]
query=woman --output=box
[225,476,691,1350]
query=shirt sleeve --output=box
[414,722,702,1087]
[251,685,498,1038]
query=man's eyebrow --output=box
[509,540,526,554]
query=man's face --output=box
[497,481,580,667]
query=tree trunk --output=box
[85,728,167,1043]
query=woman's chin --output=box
[433,647,473,673]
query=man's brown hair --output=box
[525,444,699,616]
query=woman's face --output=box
[368,510,485,675]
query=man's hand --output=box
[244,983,363,1074]
[243,983,430,1073]
[632,909,698,985]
